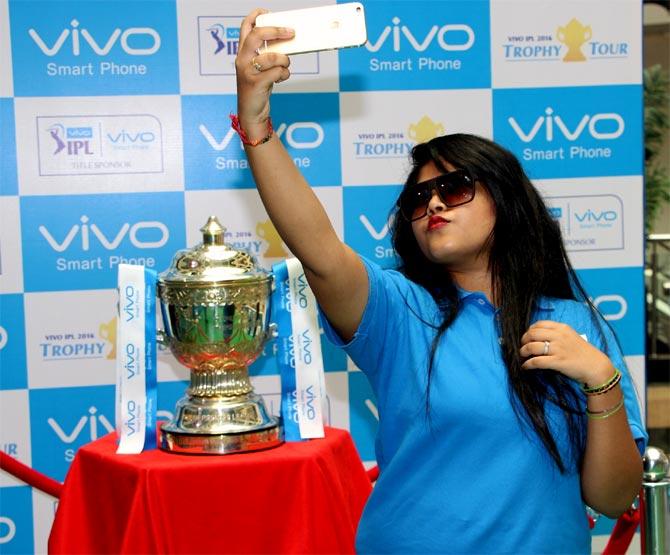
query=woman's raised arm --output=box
[234,9,367,342]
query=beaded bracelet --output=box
[582,368,621,396]
[230,114,274,147]
[586,397,625,420]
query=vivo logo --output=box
[124,400,138,435]
[593,294,627,321]
[29,19,161,56]
[282,273,311,313]
[282,280,293,313]
[366,17,475,52]
[39,216,169,252]
[107,130,156,144]
[508,108,625,143]
[304,385,316,420]
[359,214,394,240]
[287,335,296,368]
[0,517,16,545]
[0,326,7,350]
[199,121,324,151]
[300,329,313,364]
[285,331,314,366]
[47,406,114,443]
[287,390,299,423]
[575,209,618,223]
[123,285,136,322]
[67,127,92,139]
[124,342,138,378]
[295,273,309,309]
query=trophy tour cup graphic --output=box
[557,18,592,62]
[408,116,445,144]
[99,317,117,360]
[256,219,289,258]
[157,216,282,454]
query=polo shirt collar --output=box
[455,287,556,311]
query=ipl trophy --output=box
[157,216,283,454]
[556,18,592,62]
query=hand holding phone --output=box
[255,2,367,56]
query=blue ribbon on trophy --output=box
[272,258,326,441]
[115,264,158,453]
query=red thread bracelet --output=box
[230,114,273,146]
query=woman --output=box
[234,10,646,554]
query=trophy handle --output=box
[583,27,592,41]
[556,27,566,42]
[267,323,278,341]
[156,329,169,346]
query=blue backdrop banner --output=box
[0,0,645,550]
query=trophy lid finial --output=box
[201,216,226,245]
[159,215,269,284]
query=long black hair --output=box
[391,133,599,473]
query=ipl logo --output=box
[197,17,242,76]
[206,24,238,56]
[47,124,94,156]
[556,18,592,62]
[48,125,66,154]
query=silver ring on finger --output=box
[543,340,550,356]
[251,57,262,72]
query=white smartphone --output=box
[255,2,367,56]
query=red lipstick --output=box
[427,216,448,231]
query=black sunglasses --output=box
[397,169,476,222]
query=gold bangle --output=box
[586,397,625,420]
[582,368,621,395]
[584,371,622,396]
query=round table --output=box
[48,427,372,554]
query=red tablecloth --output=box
[48,427,372,554]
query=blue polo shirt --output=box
[322,257,647,555]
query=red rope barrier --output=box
[602,507,640,555]
[0,451,62,498]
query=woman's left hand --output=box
[519,320,614,386]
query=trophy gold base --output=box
[160,422,283,455]
[160,393,284,455]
